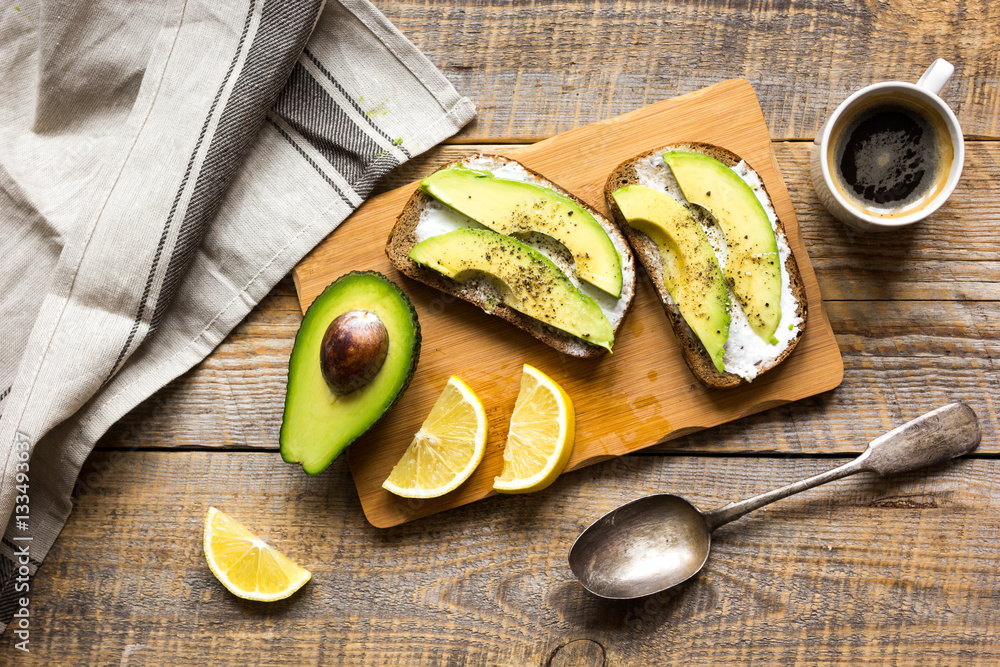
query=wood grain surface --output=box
[376,0,1000,141]
[3,450,997,664]
[292,79,844,527]
[11,0,1000,663]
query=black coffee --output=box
[831,98,951,216]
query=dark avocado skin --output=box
[280,271,421,475]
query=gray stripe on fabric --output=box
[295,55,408,167]
[104,0,261,383]
[0,539,40,567]
[149,0,325,332]
[0,555,16,626]
[265,116,355,208]
[350,149,402,198]
[301,47,412,159]
[273,62,398,192]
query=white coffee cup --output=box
[810,59,964,232]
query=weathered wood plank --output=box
[97,281,1000,456]
[6,451,999,664]
[371,0,1000,140]
[782,141,1000,261]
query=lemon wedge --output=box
[493,364,575,494]
[382,376,487,498]
[204,507,311,601]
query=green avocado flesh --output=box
[408,227,614,351]
[280,271,420,475]
[419,165,623,298]
[612,185,730,372]
[663,151,782,344]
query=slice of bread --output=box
[386,154,636,358]
[605,142,808,388]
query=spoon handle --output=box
[857,402,980,476]
[703,403,980,532]
[702,456,863,531]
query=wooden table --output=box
[6,1,998,664]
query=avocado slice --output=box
[419,165,624,298]
[663,151,782,344]
[280,271,421,475]
[408,227,614,351]
[612,185,730,372]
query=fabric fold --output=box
[0,0,475,636]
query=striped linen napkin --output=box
[0,0,474,639]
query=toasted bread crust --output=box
[604,142,808,388]
[386,154,636,358]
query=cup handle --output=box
[916,58,955,95]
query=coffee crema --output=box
[828,94,953,219]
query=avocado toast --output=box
[387,155,636,358]
[606,143,807,388]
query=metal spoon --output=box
[569,402,981,600]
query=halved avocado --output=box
[280,271,421,475]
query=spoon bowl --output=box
[569,494,711,599]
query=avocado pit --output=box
[320,310,389,395]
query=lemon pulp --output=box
[203,507,311,601]
[382,376,487,498]
[493,364,575,494]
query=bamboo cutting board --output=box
[293,79,844,528]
